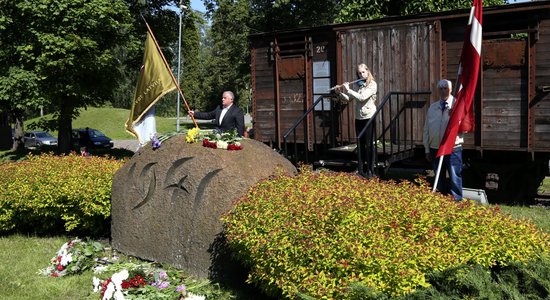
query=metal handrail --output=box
[282,93,340,164]
[281,91,431,173]
[356,91,431,177]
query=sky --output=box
[190,0,206,14]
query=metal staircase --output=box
[282,91,431,176]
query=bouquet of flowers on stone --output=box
[186,128,243,150]
[39,238,105,277]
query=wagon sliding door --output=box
[338,22,436,145]
[482,39,528,149]
[273,37,311,148]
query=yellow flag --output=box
[125,31,176,144]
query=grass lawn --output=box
[24,107,251,140]
[0,234,264,300]
[27,107,186,140]
[500,205,550,233]
[0,235,97,300]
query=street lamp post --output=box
[176,2,187,132]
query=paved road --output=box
[113,140,139,151]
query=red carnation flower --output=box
[134,274,146,287]
[121,281,130,289]
[57,264,64,271]
[227,143,242,150]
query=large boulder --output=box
[111,136,296,278]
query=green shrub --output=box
[393,254,550,299]
[222,168,550,299]
[0,153,124,235]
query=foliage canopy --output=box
[0,0,136,153]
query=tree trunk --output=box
[0,111,11,150]
[11,110,25,152]
[57,98,74,155]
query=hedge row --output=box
[223,168,550,299]
[0,153,124,235]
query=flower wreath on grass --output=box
[39,238,105,277]
[186,128,242,150]
[93,262,208,300]
[41,239,220,300]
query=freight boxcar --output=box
[249,1,550,203]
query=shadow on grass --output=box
[209,232,279,300]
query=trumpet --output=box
[328,78,365,92]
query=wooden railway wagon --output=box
[249,1,550,203]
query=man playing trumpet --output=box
[335,63,378,175]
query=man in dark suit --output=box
[189,91,245,136]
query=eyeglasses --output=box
[439,87,449,90]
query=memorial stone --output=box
[111,136,296,278]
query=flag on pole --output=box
[125,30,176,146]
[437,0,482,158]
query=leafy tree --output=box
[116,0,205,130]
[335,0,506,23]
[154,2,206,121]
[179,7,207,114]
[0,3,47,151]
[112,0,180,113]
[248,0,338,32]
[0,0,136,154]
[202,0,252,111]
[0,68,44,151]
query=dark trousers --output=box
[356,118,375,174]
[430,147,463,200]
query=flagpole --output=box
[452,6,476,96]
[176,3,185,132]
[433,4,477,193]
[433,156,444,192]
[143,19,199,129]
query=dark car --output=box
[72,128,113,150]
[24,131,58,149]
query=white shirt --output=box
[219,104,232,125]
[422,96,463,153]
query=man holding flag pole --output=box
[423,0,482,201]
[125,20,199,149]
[423,79,463,199]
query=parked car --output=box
[23,131,58,149]
[72,128,113,149]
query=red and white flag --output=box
[437,0,482,158]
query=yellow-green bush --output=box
[0,153,124,235]
[222,169,550,299]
